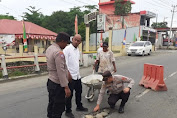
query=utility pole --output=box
[168,5,177,48]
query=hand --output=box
[93,104,100,112]
[93,65,95,70]
[65,86,71,98]
[123,87,130,93]
[68,72,72,82]
[114,68,117,73]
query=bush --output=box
[9,70,27,77]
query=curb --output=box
[0,72,48,83]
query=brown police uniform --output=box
[46,43,69,118]
[97,75,135,107]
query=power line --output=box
[144,1,171,10]
[156,0,172,8]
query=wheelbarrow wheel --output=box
[87,87,94,102]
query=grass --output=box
[9,70,27,77]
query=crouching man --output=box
[93,71,135,113]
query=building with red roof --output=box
[0,19,57,53]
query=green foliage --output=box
[114,0,132,16]
[78,22,86,41]
[42,11,70,33]
[23,6,45,26]
[104,37,109,42]
[0,14,15,20]
[41,5,98,40]
[151,22,168,28]
[140,36,143,41]
[9,70,27,77]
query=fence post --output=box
[1,55,8,79]
[34,54,40,73]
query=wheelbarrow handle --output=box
[92,70,95,74]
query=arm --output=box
[54,51,71,97]
[110,51,117,72]
[121,76,135,93]
[93,60,99,70]
[112,61,117,73]
[94,83,106,112]
[54,51,69,87]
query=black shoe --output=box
[110,105,115,109]
[65,112,75,118]
[76,106,88,112]
[118,106,124,113]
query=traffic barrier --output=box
[139,63,167,91]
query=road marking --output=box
[136,89,150,98]
[136,71,177,98]
[164,78,167,81]
[168,72,177,78]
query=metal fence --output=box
[0,54,47,79]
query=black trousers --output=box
[65,79,82,112]
[108,91,130,107]
[47,79,65,118]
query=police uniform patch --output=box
[122,77,127,81]
[59,51,64,58]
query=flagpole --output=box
[22,20,28,52]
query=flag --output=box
[156,31,158,43]
[75,14,78,34]
[138,25,141,41]
[22,20,28,52]
[133,33,136,43]
[123,29,126,45]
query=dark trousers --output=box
[47,79,65,118]
[65,79,82,113]
[108,91,130,107]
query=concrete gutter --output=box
[0,65,91,83]
[0,72,48,83]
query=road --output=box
[0,50,177,118]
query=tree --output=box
[151,22,168,28]
[78,22,86,41]
[42,11,70,33]
[0,14,15,20]
[23,6,45,26]
[114,0,132,16]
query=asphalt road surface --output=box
[0,50,177,118]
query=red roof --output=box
[0,19,57,40]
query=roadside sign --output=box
[97,14,106,33]
[84,11,99,24]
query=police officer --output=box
[46,32,71,118]
[94,71,135,113]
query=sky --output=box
[0,0,177,27]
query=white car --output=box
[127,41,152,56]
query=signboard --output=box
[97,14,106,32]
[0,34,15,45]
[142,26,156,32]
[84,11,99,24]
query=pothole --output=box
[83,107,116,118]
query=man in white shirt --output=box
[63,34,88,118]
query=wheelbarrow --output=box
[81,72,103,102]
